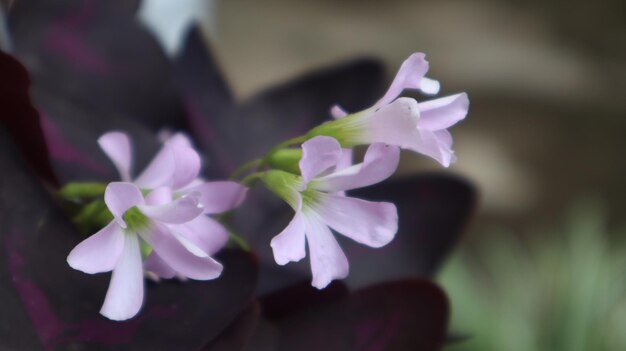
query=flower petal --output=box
[100,233,144,321]
[313,143,399,193]
[175,215,230,256]
[418,93,469,131]
[171,143,202,190]
[140,222,223,280]
[134,143,176,189]
[105,182,145,228]
[67,221,125,274]
[361,97,422,151]
[419,77,441,95]
[98,131,132,182]
[185,181,248,214]
[143,252,176,279]
[138,191,203,224]
[330,105,348,119]
[374,53,430,108]
[270,212,306,265]
[304,214,349,289]
[299,136,343,183]
[144,186,173,206]
[315,194,398,248]
[414,129,456,167]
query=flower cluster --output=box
[64,52,468,320]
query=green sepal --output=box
[59,182,107,200]
[261,170,303,210]
[265,148,302,175]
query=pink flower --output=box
[67,132,247,320]
[67,182,222,321]
[264,136,399,289]
[312,53,469,167]
[97,131,247,275]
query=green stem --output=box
[228,231,250,251]
[229,159,262,180]
[240,172,265,187]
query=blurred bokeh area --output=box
[203,0,626,349]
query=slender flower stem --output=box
[229,159,262,180]
[240,172,265,187]
[228,230,250,251]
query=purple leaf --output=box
[9,0,185,129]
[0,51,57,185]
[345,174,476,287]
[250,279,449,351]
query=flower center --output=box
[122,206,150,232]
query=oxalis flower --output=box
[308,52,469,167]
[263,136,399,289]
[97,131,247,277]
[67,182,222,321]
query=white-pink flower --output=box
[313,52,469,167]
[264,136,399,289]
[97,131,247,276]
[67,182,222,320]
[67,131,247,320]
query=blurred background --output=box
[191,0,626,349]
[3,0,626,349]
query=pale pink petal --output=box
[270,212,306,265]
[100,233,144,321]
[419,77,441,95]
[360,98,422,152]
[98,131,132,182]
[138,192,203,224]
[165,132,193,148]
[171,144,202,190]
[374,53,430,108]
[418,93,469,131]
[414,129,455,167]
[143,252,176,279]
[315,194,398,248]
[299,136,343,183]
[104,182,145,228]
[67,221,125,274]
[330,105,348,119]
[336,148,353,171]
[144,187,173,206]
[185,181,248,214]
[313,143,399,193]
[140,222,223,280]
[175,216,229,256]
[134,144,176,189]
[304,214,349,289]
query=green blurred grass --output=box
[440,201,626,351]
